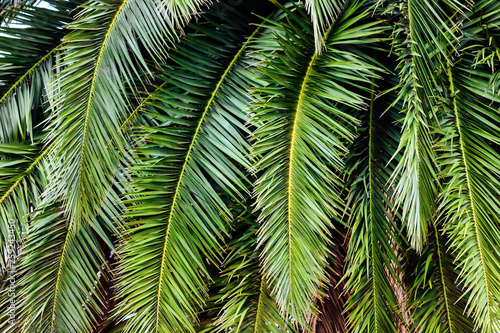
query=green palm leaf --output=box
[304,0,344,53]
[43,0,204,231]
[0,0,82,280]
[0,0,81,94]
[436,58,500,332]
[9,206,111,332]
[0,0,498,331]
[407,222,473,332]
[0,57,56,274]
[214,201,291,333]
[388,0,466,251]
[251,1,381,326]
[3,153,129,331]
[344,75,404,333]
[115,7,267,332]
[0,140,48,271]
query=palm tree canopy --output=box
[0,0,499,332]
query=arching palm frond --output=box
[0,0,82,283]
[114,6,269,332]
[429,3,500,330]
[0,0,83,248]
[3,139,129,332]
[344,75,404,333]
[214,201,292,333]
[9,206,110,333]
[3,152,129,332]
[251,1,381,326]
[0,58,52,262]
[43,0,205,232]
[436,56,500,332]
[0,139,49,272]
[407,222,473,333]
[205,20,293,333]
[388,0,467,251]
[0,0,81,94]
[0,0,191,327]
[0,0,499,331]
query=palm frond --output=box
[43,0,204,231]
[0,141,48,271]
[436,58,500,332]
[387,0,467,251]
[114,7,267,332]
[460,0,500,89]
[343,75,404,333]
[3,206,108,332]
[251,1,381,326]
[0,0,80,275]
[0,56,56,275]
[0,0,81,94]
[2,144,129,331]
[214,201,291,333]
[407,222,473,333]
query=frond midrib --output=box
[74,0,130,224]
[0,42,64,106]
[447,66,493,323]
[287,51,317,296]
[0,97,143,211]
[368,81,379,333]
[120,81,169,132]
[433,223,454,333]
[406,0,425,248]
[49,227,70,332]
[154,25,263,332]
[252,278,266,333]
[0,140,55,206]
[12,1,137,319]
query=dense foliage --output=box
[0,0,499,332]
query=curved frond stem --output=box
[153,25,263,332]
[0,96,145,211]
[368,82,380,333]
[49,230,70,333]
[447,66,493,321]
[252,279,266,333]
[44,0,189,231]
[0,141,55,206]
[287,52,317,291]
[389,0,449,251]
[120,81,168,132]
[433,223,454,333]
[73,0,129,229]
[345,73,402,332]
[0,42,64,106]
[254,5,382,325]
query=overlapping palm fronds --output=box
[387,0,468,251]
[251,1,382,326]
[436,57,500,332]
[343,73,404,332]
[0,0,499,331]
[114,5,271,331]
